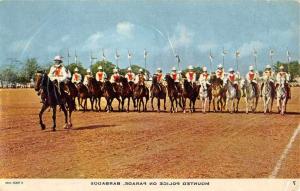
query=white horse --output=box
[241,79,259,114]
[276,78,288,115]
[224,79,240,113]
[261,79,275,114]
[199,81,210,113]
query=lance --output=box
[102,48,106,61]
[253,48,257,70]
[67,48,71,66]
[128,50,132,67]
[115,49,120,68]
[144,49,148,70]
[74,49,78,65]
[175,54,180,71]
[269,49,274,67]
[209,49,213,73]
[222,47,227,68]
[90,51,97,71]
[235,50,240,72]
[287,49,291,73]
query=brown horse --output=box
[165,74,181,113]
[76,82,90,112]
[87,77,103,111]
[182,79,200,113]
[150,74,166,112]
[119,76,135,112]
[133,75,149,112]
[34,72,74,131]
[210,75,226,112]
[102,80,121,112]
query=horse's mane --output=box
[165,74,175,86]
[152,74,158,84]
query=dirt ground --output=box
[0,88,299,178]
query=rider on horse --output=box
[125,67,136,83]
[215,64,225,86]
[110,68,120,92]
[276,65,291,99]
[226,68,240,91]
[154,68,164,91]
[260,65,275,97]
[243,65,259,97]
[83,69,93,86]
[199,66,211,85]
[48,55,70,97]
[134,69,147,86]
[170,66,182,91]
[71,67,82,84]
[96,66,107,82]
[185,65,196,87]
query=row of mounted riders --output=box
[35,71,290,115]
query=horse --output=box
[119,76,135,112]
[182,79,200,113]
[102,80,121,112]
[261,79,275,114]
[240,79,259,114]
[198,81,211,113]
[133,75,149,112]
[87,77,103,111]
[165,74,181,113]
[34,72,74,131]
[65,80,78,110]
[276,78,288,115]
[224,79,241,113]
[150,74,166,112]
[76,82,90,112]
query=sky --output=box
[0,0,299,74]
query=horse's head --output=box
[34,71,47,91]
[119,76,128,84]
[165,74,174,84]
[152,74,158,83]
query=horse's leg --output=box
[51,106,57,131]
[121,97,125,111]
[127,97,130,112]
[164,96,166,111]
[83,98,87,112]
[151,97,154,111]
[98,97,101,112]
[157,98,160,113]
[189,99,192,113]
[236,98,240,113]
[117,97,121,111]
[277,95,280,113]
[60,104,69,130]
[175,97,178,113]
[212,97,216,112]
[169,97,173,113]
[245,97,248,114]
[138,98,141,112]
[39,104,48,130]
[270,97,274,113]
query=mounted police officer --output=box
[48,55,70,96]
[71,67,82,84]
[260,65,275,97]
[244,65,259,96]
[276,65,291,99]
[95,66,107,83]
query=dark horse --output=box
[87,77,103,111]
[102,80,121,112]
[119,76,135,112]
[150,74,166,112]
[34,72,75,131]
[65,80,78,110]
[76,82,90,112]
[133,75,149,112]
[165,74,182,113]
[182,79,200,113]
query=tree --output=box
[119,64,150,76]
[0,67,18,83]
[20,58,41,83]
